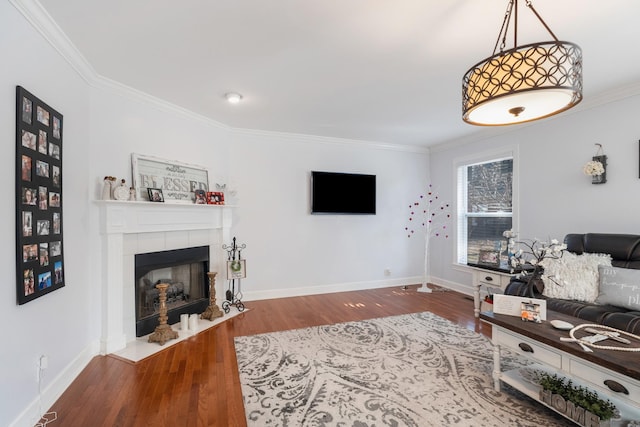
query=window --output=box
[457,156,514,265]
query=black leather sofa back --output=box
[564,233,640,269]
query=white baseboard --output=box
[10,340,100,427]
[428,276,473,297]
[242,277,425,301]
[240,276,474,301]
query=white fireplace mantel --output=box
[97,200,233,354]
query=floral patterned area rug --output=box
[234,312,572,426]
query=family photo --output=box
[16,86,65,307]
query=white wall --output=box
[86,85,430,302]
[1,1,93,425]
[1,2,429,426]
[228,130,430,299]
[428,94,640,293]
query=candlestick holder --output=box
[148,283,178,345]
[201,272,224,321]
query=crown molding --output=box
[11,0,231,130]
[10,0,96,84]
[21,0,638,155]
[230,126,430,153]
[96,74,425,152]
[580,81,640,108]
[93,77,231,130]
[12,0,426,153]
[94,73,429,153]
[93,72,429,153]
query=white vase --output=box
[102,179,112,200]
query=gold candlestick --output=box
[201,272,224,320]
[148,283,178,345]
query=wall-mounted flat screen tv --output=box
[311,171,376,214]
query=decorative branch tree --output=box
[405,185,451,293]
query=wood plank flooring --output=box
[46,284,489,426]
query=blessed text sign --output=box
[132,154,209,203]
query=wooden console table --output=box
[481,310,640,424]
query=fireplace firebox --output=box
[135,246,210,337]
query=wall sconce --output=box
[583,143,607,184]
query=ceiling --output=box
[36,0,640,147]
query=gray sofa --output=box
[504,233,640,334]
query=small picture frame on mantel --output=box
[194,189,206,204]
[147,188,164,202]
[206,191,224,205]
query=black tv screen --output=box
[311,171,376,214]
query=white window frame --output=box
[454,147,519,266]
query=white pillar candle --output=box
[188,314,198,331]
[180,314,189,331]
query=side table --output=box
[469,265,513,318]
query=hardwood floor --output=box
[46,285,490,426]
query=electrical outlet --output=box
[40,355,48,369]
[384,268,391,276]
[36,355,48,383]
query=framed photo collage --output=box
[15,86,65,304]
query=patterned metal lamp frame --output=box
[462,0,582,126]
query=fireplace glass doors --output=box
[135,246,209,337]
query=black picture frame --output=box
[16,86,64,304]
[147,188,164,202]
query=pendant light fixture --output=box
[462,0,582,126]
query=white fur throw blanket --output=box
[540,252,612,302]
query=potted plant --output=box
[535,372,617,423]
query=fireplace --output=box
[98,201,232,354]
[135,246,210,337]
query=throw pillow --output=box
[540,252,612,302]
[596,265,640,310]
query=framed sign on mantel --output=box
[131,153,209,203]
[15,86,65,305]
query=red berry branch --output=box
[405,184,451,239]
[405,185,452,292]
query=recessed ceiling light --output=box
[225,92,243,104]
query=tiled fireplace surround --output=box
[98,201,232,354]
